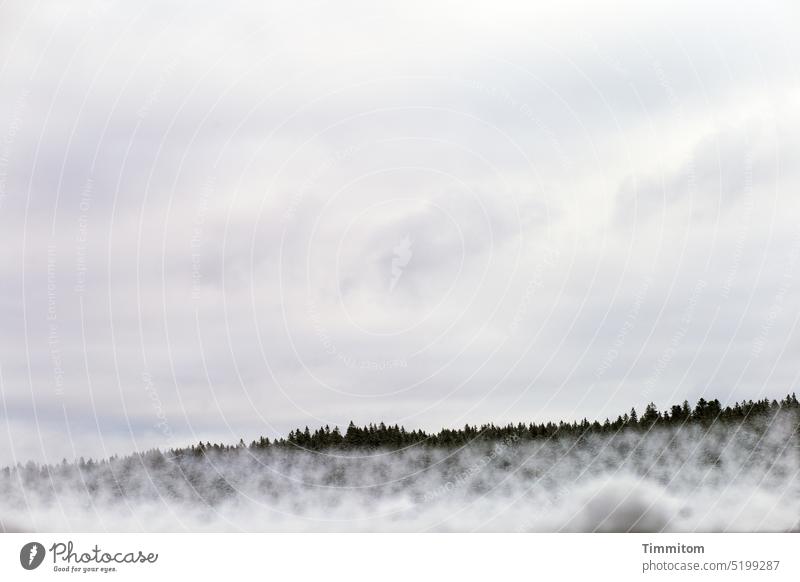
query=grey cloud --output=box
[1,0,800,469]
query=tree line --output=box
[194,393,800,455]
[2,393,798,477]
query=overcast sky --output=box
[1,0,799,465]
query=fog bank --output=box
[2,413,798,532]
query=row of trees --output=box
[3,394,797,478]
[187,393,799,455]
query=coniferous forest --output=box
[245,393,800,452]
[3,393,799,478]
[2,394,799,532]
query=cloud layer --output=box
[0,0,799,465]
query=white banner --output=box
[1,533,796,581]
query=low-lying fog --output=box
[2,413,797,532]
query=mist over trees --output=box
[267,394,798,452]
[1,394,798,532]
[3,393,798,473]
[170,393,800,455]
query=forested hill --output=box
[231,394,800,452]
[4,394,799,473]
[82,394,800,464]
